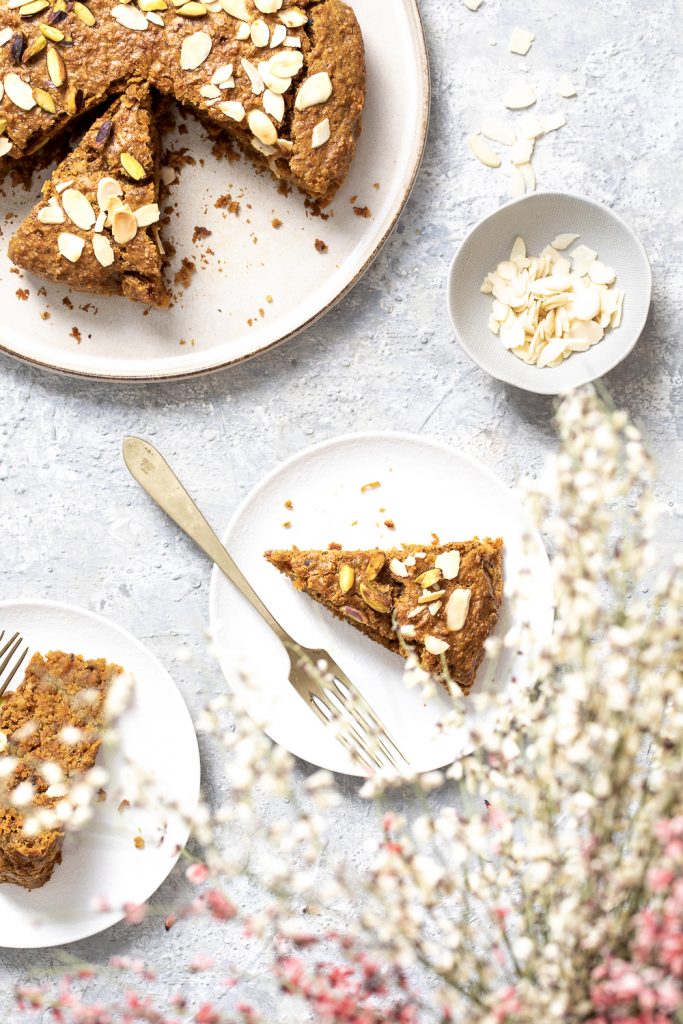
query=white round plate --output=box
[0,0,429,382]
[209,432,553,777]
[0,600,200,948]
[448,192,652,395]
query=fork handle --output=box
[123,437,291,646]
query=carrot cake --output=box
[0,0,365,212]
[265,539,505,696]
[9,83,168,304]
[0,650,121,890]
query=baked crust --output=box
[265,539,505,696]
[8,83,167,304]
[0,651,121,890]
[0,0,365,202]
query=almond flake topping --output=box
[0,28,13,45]
[4,73,35,111]
[269,23,286,48]
[435,550,461,580]
[425,636,450,656]
[62,188,96,230]
[211,63,234,85]
[284,34,300,47]
[467,134,501,169]
[278,6,307,27]
[37,197,64,224]
[254,0,282,11]
[295,71,332,111]
[251,18,269,47]
[181,29,212,70]
[259,60,290,94]
[263,88,284,122]
[445,590,471,632]
[134,203,160,227]
[268,48,303,78]
[92,233,114,267]
[235,20,250,39]
[112,207,137,244]
[219,99,245,121]
[97,177,122,210]
[241,57,265,95]
[389,558,408,578]
[222,0,250,18]
[311,117,330,148]
[200,83,221,99]
[0,137,12,158]
[58,232,85,263]
[112,3,148,29]
[248,107,277,146]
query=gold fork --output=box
[122,437,407,775]
[0,631,29,700]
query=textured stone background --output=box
[0,0,681,1015]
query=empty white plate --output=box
[448,192,652,395]
[0,600,200,948]
[209,432,553,777]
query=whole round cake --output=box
[0,0,366,302]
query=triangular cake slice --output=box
[265,539,504,696]
[8,84,167,306]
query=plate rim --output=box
[447,189,653,396]
[0,596,201,949]
[208,428,553,777]
[0,0,431,384]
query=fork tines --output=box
[0,631,29,700]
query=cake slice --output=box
[8,83,167,306]
[265,539,504,696]
[0,651,122,890]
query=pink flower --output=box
[204,889,237,921]
[123,902,147,925]
[186,862,210,886]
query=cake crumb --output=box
[215,194,240,216]
[271,217,283,229]
[384,519,396,530]
[284,499,293,510]
[282,521,292,529]
[40,311,51,320]
[192,225,212,244]
[328,541,342,550]
[353,206,372,219]
[361,481,381,493]
[118,799,130,813]
[134,836,145,851]
[174,258,196,289]
[15,288,29,301]
[315,239,328,253]
[70,326,82,344]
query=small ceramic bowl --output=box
[447,192,652,395]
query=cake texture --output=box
[265,539,505,696]
[8,83,168,305]
[0,650,121,890]
[0,0,365,202]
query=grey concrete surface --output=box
[0,0,681,1016]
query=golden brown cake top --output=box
[0,0,366,201]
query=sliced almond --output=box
[234,19,250,39]
[467,134,501,169]
[540,111,566,133]
[241,57,264,95]
[221,0,250,17]
[558,74,577,98]
[551,232,580,251]
[311,117,330,149]
[588,261,616,286]
[218,99,245,121]
[247,108,277,146]
[389,558,408,578]
[268,48,303,78]
[509,27,534,56]
[259,60,290,94]
[111,3,148,29]
[269,23,286,48]
[510,166,526,198]
[519,163,536,192]
[62,188,96,230]
[180,29,211,70]
[4,72,35,110]
[92,233,114,267]
[510,137,534,165]
[134,202,160,227]
[434,550,460,581]
[502,82,536,110]
[462,0,483,9]
[278,6,307,27]
[295,71,332,111]
[254,0,282,10]
[263,88,284,122]
[250,18,269,47]
[112,208,137,244]
[339,565,354,594]
[211,63,233,85]
[480,116,515,147]
[417,589,445,605]
[57,231,84,263]
[445,589,471,631]
[37,198,64,224]
[518,113,544,140]
[425,636,450,656]
[97,176,122,210]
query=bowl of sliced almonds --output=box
[447,192,652,395]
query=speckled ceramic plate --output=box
[0,600,200,948]
[208,432,553,777]
[448,192,652,395]
[0,0,429,382]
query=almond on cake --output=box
[265,539,504,696]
